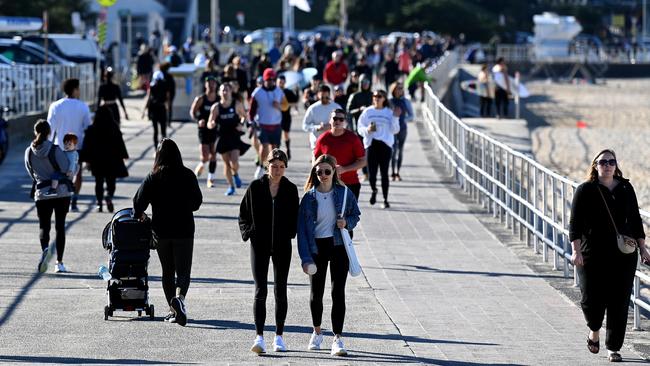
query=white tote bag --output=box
[340,187,362,277]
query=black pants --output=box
[150,105,167,147]
[155,237,194,305]
[577,253,637,351]
[310,237,349,335]
[94,175,116,204]
[391,129,407,175]
[494,88,508,118]
[347,183,361,201]
[479,96,492,117]
[250,241,291,335]
[367,139,392,202]
[36,197,70,262]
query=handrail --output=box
[0,63,96,119]
[422,54,650,329]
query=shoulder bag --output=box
[596,185,637,254]
[340,187,362,276]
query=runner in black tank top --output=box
[210,82,250,196]
[189,76,219,187]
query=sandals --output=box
[587,336,600,354]
[608,352,622,362]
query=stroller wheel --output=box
[104,306,110,320]
[138,310,142,317]
[149,304,155,320]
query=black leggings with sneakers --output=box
[310,237,349,335]
[94,175,116,204]
[367,139,392,202]
[155,237,193,305]
[36,196,70,262]
[250,241,291,335]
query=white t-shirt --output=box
[302,101,342,149]
[314,189,337,239]
[251,86,284,126]
[357,106,400,149]
[47,97,92,149]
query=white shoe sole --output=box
[273,345,287,352]
[331,349,348,356]
[251,344,265,354]
[308,345,320,350]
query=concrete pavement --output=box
[0,97,647,365]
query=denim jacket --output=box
[297,184,361,266]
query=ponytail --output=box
[32,119,51,148]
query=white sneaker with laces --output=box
[273,335,287,352]
[331,336,347,356]
[308,332,324,350]
[54,262,67,273]
[251,335,266,354]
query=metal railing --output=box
[422,77,650,329]
[0,63,96,119]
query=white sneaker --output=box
[331,336,347,356]
[54,262,67,273]
[273,335,287,352]
[254,166,263,180]
[251,335,266,354]
[308,332,324,350]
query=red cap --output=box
[263,68,277,81]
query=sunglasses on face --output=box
[596,159,617,166]
[373,95,384,99]
[316,169,332,177]
[332,117,346,122]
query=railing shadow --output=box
[0,355,192,365]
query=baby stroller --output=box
[101,208,155,320]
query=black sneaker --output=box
[369,190,377,205]
[70,198,79,212]
[43,188,58,197]
[163,311,176,322]
[170,297,187,326]
[105,198,114,213]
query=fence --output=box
[0,63,96,119]
[422,66,650,329]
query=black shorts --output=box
[198,127,218,145]
[281,112,292,132]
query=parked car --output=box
[0,38,76,66]
[22,34,103,66]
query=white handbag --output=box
[340,187,362,277]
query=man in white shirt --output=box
[302,85,341,151]
[47,78,92,211]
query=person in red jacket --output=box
[313,108,366,200]
[323,51,349,88]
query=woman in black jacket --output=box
[569,148,650,362]
[239,149,299,354]
[83,106,129,213]
[133,138,202,326]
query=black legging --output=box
[94,175,116,203]
[479,96,492,117]
[36,196,71,262]
[150,104,167,147]
[311,237,349,335]
[155,237,193,305]
[391,128,407,175]
[250,241,291,335]
[367,139,392,202]
[578,253,637,352]
[494,88,508,117]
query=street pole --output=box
[340,0,347,35]
[43,11,48,65]
[211,0,219,45]
[644,0,647,47]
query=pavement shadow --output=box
[374,264,564,280]
[0,355,192,364]
[343,349,523,365]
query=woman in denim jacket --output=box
[297,154,361,356]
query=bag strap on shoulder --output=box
[596,185,620,235]
[340,186,347,218]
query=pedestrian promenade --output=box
[0,98,646,365]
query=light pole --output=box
[340,0,347,36]
[211,0,220,45]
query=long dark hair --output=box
[152,138,184,175]
[587,148,624,182]
[32,119,50,147]
[93,105,118,130]
[304,154,342,192]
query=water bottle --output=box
[98,265,111,281]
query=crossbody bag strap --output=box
[340,185,347,218]
[596,184,620,235]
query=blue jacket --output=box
[297,184,361,266]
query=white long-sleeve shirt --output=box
[47,97,92,149]
[302,100,341,149]
[357,106,400,148]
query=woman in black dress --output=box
[570,148,650,362]
[82,106,129,213]
[189,76,219,187]
[208,82,249,196]
[97,67,129,125]
[141,71,169,149]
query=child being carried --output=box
[45,133,79,196]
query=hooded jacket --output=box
[24,140,71,201]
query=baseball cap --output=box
[263,68,277,81]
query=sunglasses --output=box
[332,117,346,122]
[373,95,385,99]
[596,159,617,166]
[316,169,332,177]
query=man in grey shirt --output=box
[302,85,341,151]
